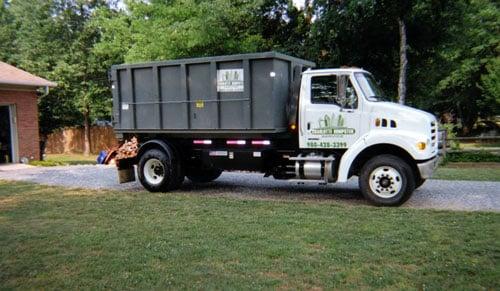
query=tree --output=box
[57,0,114,156]
[480,57,500,112]
[66,0,269,155]
[397,16,408,104]
[2,0,498,143]
[434,0,499,134]
[2,0,82,138]
[256,0,312,58]
[3,0,118,155]
[0,1,15,62]
[374,0,413,104]
[110,0,266,63]
[309,0,401,98]
[309,0,466,108]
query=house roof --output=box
[0,61,57,88]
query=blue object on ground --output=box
[97,150,107,164]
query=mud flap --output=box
[118,167,136,183]
[117,158,136,183]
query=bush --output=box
[440,123,460,150]
[444,151,500,163]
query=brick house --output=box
[0,62,56,163]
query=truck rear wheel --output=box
[186,167,222,183]
[359,155,415,206]
[138,148,183,192]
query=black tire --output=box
[415,177,426,189]
[359,154,416,206]
[186,167,222,183]
[137,147,183,192]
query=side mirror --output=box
[338,75,357,110]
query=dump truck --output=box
[110,52,439,206]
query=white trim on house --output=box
[9,105,19,163]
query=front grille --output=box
[430,121,437,148]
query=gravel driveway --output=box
[1,164,499,212]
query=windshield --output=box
[354,73,388,102]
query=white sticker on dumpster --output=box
[217,69,244,92]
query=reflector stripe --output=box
[226,140,246,145]
[193,140,212,145]
[251,140,271,145]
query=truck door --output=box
[299,73,362,149]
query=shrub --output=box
[440,123,460,150]
[444,151,500,163]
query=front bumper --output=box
[417,156,440,179]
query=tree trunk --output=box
[83,108,91,157]
[398,17,408,105]
[304,0,312,24]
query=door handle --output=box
[307,122,311,130]
[340,108,355,113]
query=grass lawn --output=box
[30,154,96,167]
[433,163,500,181]
[0,181,498,289]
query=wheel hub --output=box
[368,166,402,198]
[153,165,164,176]
[144,158,165,185]
[379,177,391,188]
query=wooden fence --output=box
[44,126,118,155]
[439,130,500,156]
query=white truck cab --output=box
[297,68,439,204]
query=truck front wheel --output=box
[359,155,415,206]
[138,148,184,192]
[186,167,223,183]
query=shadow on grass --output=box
[174,177,365,204]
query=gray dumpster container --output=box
[110,52,315,136]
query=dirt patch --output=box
[0,196,23,209]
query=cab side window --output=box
[311,75,358,109]
[311,75,339,105]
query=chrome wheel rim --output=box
[368,166,402,198]
[144,158,165,185]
